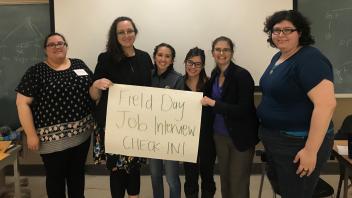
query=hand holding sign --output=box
[105,84,203,163]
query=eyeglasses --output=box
[116,29,135,36]
[271,28,297,35]
[185,60,203,68]
[214,48,232,54]
[46,41,66,48]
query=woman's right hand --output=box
[201,96,216,107]
[92,78,113,90]
[27,133,40,151]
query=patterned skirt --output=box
[93,126,145,173]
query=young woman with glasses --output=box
[16,32,95,198]
[90,16,153,198]
[182,47,217,198]
[257,10,336,198]
[201,36,259,198]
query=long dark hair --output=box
[184,47,208,91]
[106,16,138,63]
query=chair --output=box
[335,114,352,198]
[256,149,334,198]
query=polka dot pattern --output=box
[16,59,95,141]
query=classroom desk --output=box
[333,140,352,198]
[0,145,21,198]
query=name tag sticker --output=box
[74,69,88,76]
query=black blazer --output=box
[204,62,259,151]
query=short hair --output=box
[152,43,176,70]
[184,47,208,91]
[264,10,315,48]
[43,32,67,48]
[211,36,235,53]
[106,16,138,63]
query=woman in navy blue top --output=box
[201,36,259,198]
[257,10,336,198]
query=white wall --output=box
[54,0,292,84]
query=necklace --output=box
[270,47,301,75]
[128,61,134,73]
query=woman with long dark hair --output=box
[183,47,216,198]
[90,16,153,198]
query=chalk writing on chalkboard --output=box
[0,3,50,128]
[299,0,352,94]
[0,17,45,97]
[323,8,352,87]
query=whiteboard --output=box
[54,0,292,84]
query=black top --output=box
[16,58,95,153]
[151,67,183,89]
[93,49,153,126]
[203,62,259,151]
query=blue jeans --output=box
[150,159,181,198]
[259,126,333,198]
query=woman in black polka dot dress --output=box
[16,32,95,198]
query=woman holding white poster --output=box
[201,36,259,198]
[90,16,153,198]
[149,43,183,198]
[182,47,217,198]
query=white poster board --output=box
[105,84,203,163]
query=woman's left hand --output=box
[293,147,317,177]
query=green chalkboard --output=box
[298,0,352,94]
[0,4,51,128]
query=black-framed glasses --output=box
[46,41,66,48]
[271,28,297,35]
[185,60,203,68]
[116,29,135,36]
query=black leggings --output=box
[41,138,90,198]
[110,168,141,198]
[184,130,216,196]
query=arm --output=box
[294,79,336,176]
[16,93,39,151]
[174,75,185,90]
[89,78,112,103]
[90,53,113,103]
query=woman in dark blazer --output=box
[201,36,259,198]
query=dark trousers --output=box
[259,126,333,198]
[184,130,216,198]
[40,138,90,198]
[110,168,140,198]
[213,134,254,198]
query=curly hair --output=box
[264,10,315,48]
[106,16,138,63]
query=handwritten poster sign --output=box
[105,84,203,163]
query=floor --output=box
[3,174,350,198]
